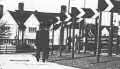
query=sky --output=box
[0,0,119,28]
[0,0,118,26]
[0,0,98,13]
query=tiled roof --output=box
[9,10,32,25]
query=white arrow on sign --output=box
[56,16,61,24]
[92,9,99,18]
[75,8,85,23]
[76,18,83,22]
[105,0,114,11]
[66,22,72,25]
[65,12,71,22]
[88,29,95,37]
[76,8,85,18]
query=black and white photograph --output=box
[0,0,120,69]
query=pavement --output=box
[1,52,120,69]
[0,53,79,69]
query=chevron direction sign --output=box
[82,8,96,18]
[98,0,113,11]
[65,7,99,23]
[64,12,72,22]
[98,0,120,12]
[91,9,99,18]
[111,0,120,12]
[71,7,98,18]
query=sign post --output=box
[59,5,67,56]
[96,11,102,63]
[108,12,114,56]
[97,0,116,62]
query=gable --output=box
[24,14,40,27]
[0,11,17,26]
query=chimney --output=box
[18,2,24,11]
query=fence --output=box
[0,39,36,53]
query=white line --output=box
[66,22,72,25]
[105,0,114,11]
[76,18,83,22]
[92,9,99,18]
[76,8,85,18]
[65,13,71,22]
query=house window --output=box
[29,27,36,32]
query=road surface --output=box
[0,53,79,69]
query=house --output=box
[0,11,18,53]
[0,11,18,39]
[24,14,39,48]
[0,10,40,53]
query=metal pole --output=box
[68,0,71,14]
[116,30,119,55]
[84,20,87,54]
[68,25,72,52]
[72,17,75,59]
[78,22,81,54]
[83,0,86,53]
[68,0,71,52]
[108,12,113,56]
[59,21,64,56]
[84,0,86,8]
[94,17,98,56]
[117,11,120,55]
[96,11,102,63]
[66,26,69,50]
[22,29,24,46]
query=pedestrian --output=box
[35,25,49,62]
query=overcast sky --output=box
[0,0,98,13]
[1,0,119,26]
